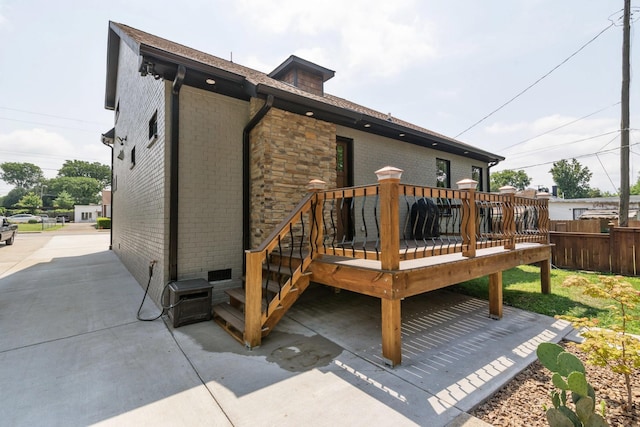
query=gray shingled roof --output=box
[108,22,503,163]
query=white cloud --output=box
[234,0,437,79]
[1,129,78,179]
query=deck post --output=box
[381,298,402,366]
[500,186,517,250]
[244,250,264,348]
[376,167,403,366]
[536,192,551,244]
[307,179,326,257]
[539,257,551,294]
[375,166,403,270]
[458,179,478,258]
[489,271,503,319]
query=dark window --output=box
[573,208,588,220]
[148,111,158,140]
[472,166,483,191]
[131,146,136,167]
[436,158,450,188]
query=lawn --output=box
[16,223,64,232]
[450,265,640,334]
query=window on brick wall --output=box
[130,146,136,168]
[472,166,483,191]
[436,158,450,188]
[148,110,158,140]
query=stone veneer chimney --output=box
[268,55,335,97]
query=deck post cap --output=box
[456,178,478,190]
[375,166,403,181]
[499,185,517,194]
[307,179,326,191]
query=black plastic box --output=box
[167,279,213,327]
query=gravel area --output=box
[471,341,640,426]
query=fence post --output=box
[457,178,478,258]
[244,250,264,348]
[307,179,326,257]
[500,186,517,250]
[375,166,403,270]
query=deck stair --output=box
[213,256,311,344]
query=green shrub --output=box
[96,217,111,229]
[28,219,38,224]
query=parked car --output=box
[7,214,41,223]
[1,216,18,245]
[56,215,70,223]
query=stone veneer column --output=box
[248,99,336,247]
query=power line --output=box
[500,102,620,152]
[0,116,107,133]
[505,141,640,171]
[0,107,110,126]
[455,22,615,138]
[502,130,621,160]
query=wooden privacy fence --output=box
[550,227,640,275]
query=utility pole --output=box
[620,0,631,227]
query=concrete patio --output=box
[0,226,572,426]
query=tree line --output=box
[0,160,110,213]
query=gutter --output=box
[101,130,115,250]
[242,94,274,258]
[169,65,186,281]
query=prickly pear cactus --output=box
[536,343,608,427]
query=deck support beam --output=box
[489,271,503,319]
[381,298,402,367]
[539,258,551,294]
[244,251,263,348]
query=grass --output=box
[450,265,640,334]
[16,223,64,232]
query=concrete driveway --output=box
[0,225,572,426]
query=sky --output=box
[0,0,638,197]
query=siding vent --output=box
[208,268,232,282]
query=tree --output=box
[48,176,102,205]
[53,190,75,210]
[1,187,28,208]
[17,192,42,212]
[490,169,531,191]
[549,159,592,199]
[57,160,111,188]
[0,162,44,189]
[630,173,640,195]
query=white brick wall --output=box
[178,86,248,303]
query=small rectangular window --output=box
[131,146,136,167]
[472,166,483,191]
[436,158,451,188]
[148,111,158,140]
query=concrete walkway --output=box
[0,225,572,426]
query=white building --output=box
[74,205,102,223]
[548,196,640,220]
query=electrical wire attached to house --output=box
[136,260,183,322]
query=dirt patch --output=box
[472,341,640,426]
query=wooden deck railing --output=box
[307,168,549,266]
